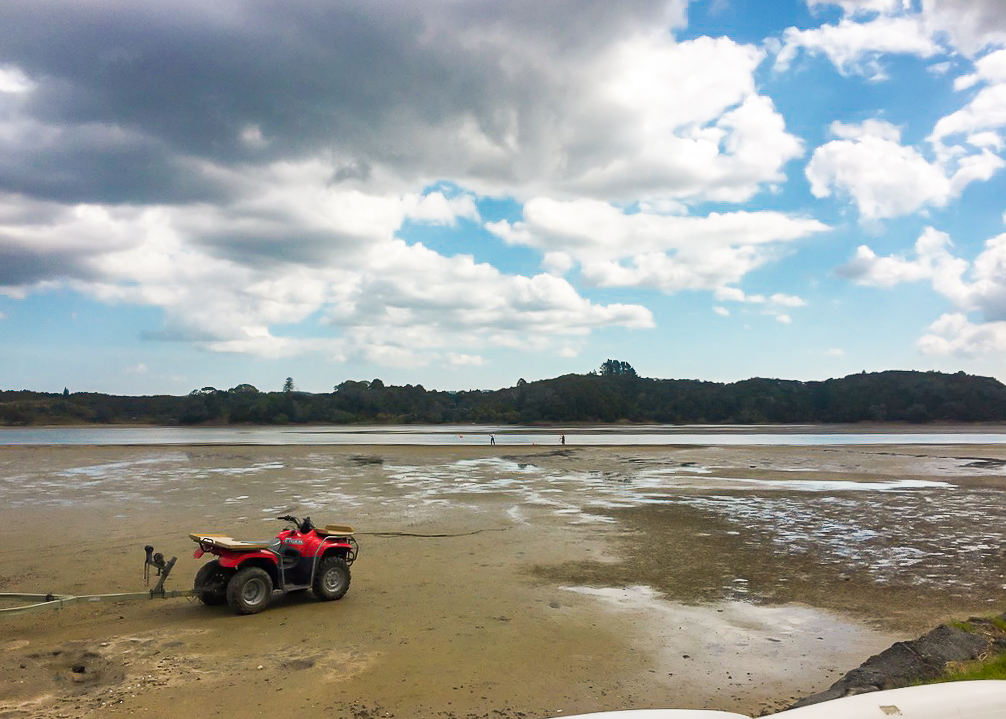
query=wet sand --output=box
[2,443,1006,718]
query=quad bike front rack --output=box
[0,544,194,618]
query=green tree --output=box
[283,377,295,393]
[229,383,259,394]
[600,359,636,377]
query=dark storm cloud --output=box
[193,226,372,267]
[0,125,233,205]
[0,237,100,286]
[926,0,1006,47]
[0,0,682,205]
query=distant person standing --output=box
[560,433,565,445]
[490,434,495,445]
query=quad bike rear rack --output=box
[0,545,194,617]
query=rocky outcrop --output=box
[789,615,1006,710]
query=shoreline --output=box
[4,423,1006,452]
[9,421,1006,431]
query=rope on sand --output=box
[359,528,509,538]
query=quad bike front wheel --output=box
[226,566,273,615]
[313,556,351,601]
[193,560,229,606]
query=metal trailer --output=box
[0,544,193,617]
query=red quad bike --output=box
[189,515,358,615]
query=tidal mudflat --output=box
[2,442,1005,718]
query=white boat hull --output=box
[557,681,1006,719]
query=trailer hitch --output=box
[143,545,178,596]
[0,545,194,617]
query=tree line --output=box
[3,365,1006,426]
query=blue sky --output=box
[2,0,1006,395]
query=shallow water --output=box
[561,585,882,703]
[5,424,1006,446]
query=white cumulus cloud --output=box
[0,65,33,94]
[0,175,653,368]
[931,49,1006,154]
[840,227,1006,356]
[806,120,1004,220]
[776,14,940,79]
[801,0,1006,61]
[788,3,1006,223]
[448,353,486,367]
[918,313,1006,355]
[487,199,828,295]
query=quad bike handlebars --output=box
[277,514,315,532]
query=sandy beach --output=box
[3,442,1006,718]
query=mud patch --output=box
[529,499,1006,631]
[0,629,377,719]
[959,457,1006,470]
[281,656,317,670]
[0,632,194,718]
[336,701,533,719]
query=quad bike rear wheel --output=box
[313,556,350,601]
[193,560,229,606]
[227,566,273,615]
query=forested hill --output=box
[3,368,1006,426]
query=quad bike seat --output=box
[316,524,355,536]
[189,533,282,552]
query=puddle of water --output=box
[562,585,894,709]
[662,477,954,492]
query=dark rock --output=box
[789,623,991,709]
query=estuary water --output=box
[2,424,1006,446]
